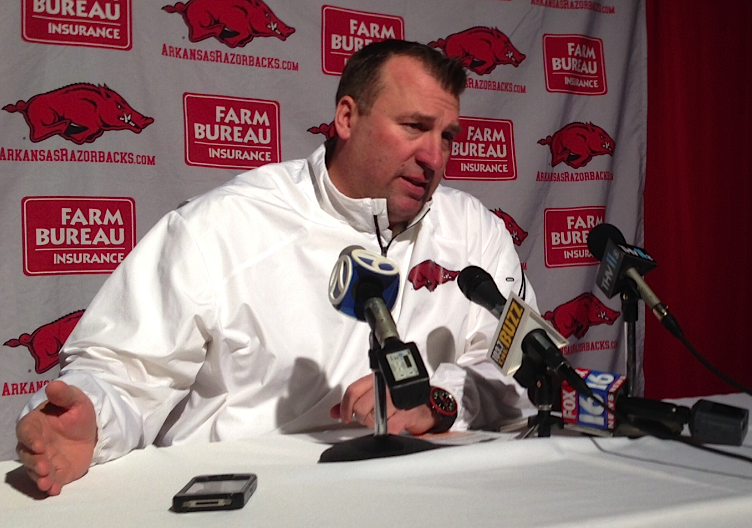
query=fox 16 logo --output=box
[561,369,625,431]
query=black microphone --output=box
[457,265,507,319]
[616,396,690,434]
[689,399,749,446]
[458,266,593,398]
[588,224,683,338]
[617,396,749,446]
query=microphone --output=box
[689,399,749,446]
[328,246,400,322]
[328,247,429,410]
[457,265,506,319]
[561,375,750,445]
[616,395,690,434]
[588,224,682,338]
[457,266,592,397]
[617,396,749,445]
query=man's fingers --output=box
[357,408,410,434]
[338,375,374,422]
[386,412,409,435]
[14,381,96,496]
[360,411,375,430]
[350,389,375,420]
[338,375,411,433]
[16,408,59,457]
[20,444,72,496]
[16,442,41,468]
[46,481,64,497]
[28,459,52,485]
[35,473,58,495]
[336,381,432,435]
[329,403,342,419]
[44,380,79,411]
[16,419,43,453]
[17,445,58,494]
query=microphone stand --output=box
[621,285,640,397]
[515,357,562,438]
[319,331,441,463]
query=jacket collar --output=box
[308,145,431,245]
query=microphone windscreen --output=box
[339,245,363,257]
[457,265,492,299]
[588,223,626,261]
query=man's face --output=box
[332,56,461,231]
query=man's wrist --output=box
[425,386,458,434]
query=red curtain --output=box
[644,0,752,398]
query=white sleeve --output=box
[19,370,143,465]
[20,211,217,464]
[431,216,538,431]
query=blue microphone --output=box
[328,246,400,321]
[328,246,429,410]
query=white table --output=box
[3,394,752,528]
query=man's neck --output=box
[325,141,411,237]
[389,222,406,237]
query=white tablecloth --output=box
[3,394,752,528]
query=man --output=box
[16,40,536,496]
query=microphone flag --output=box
[489,291,569,376]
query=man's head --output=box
[335,40,467,115]
[328,41,467,234]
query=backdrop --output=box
[644,0,752,399]
[0,0,646,460]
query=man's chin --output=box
[388,198,427,227]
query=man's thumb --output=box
[45,380,79,410]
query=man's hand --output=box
[330,374,438,435]
[16,380,97,496]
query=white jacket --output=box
[23,145,536,464]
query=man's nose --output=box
[415,133,445,171]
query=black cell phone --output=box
[172,473,258,513]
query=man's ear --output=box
[333,96,358,141]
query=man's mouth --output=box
[401,176,428,197]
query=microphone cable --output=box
[588,223,752,397]
[581,391,752,465]
[671,327,752,398]
[459,262,752,464]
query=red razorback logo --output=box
[542,293,619,339]
[3,84,153,145]
[538,122,615,169]
[308,120,337,140]
[4,310,84,374]
[163,0,295,48]
[491,209,528,246]
[408,260,460,292]
[429,26,525,75]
